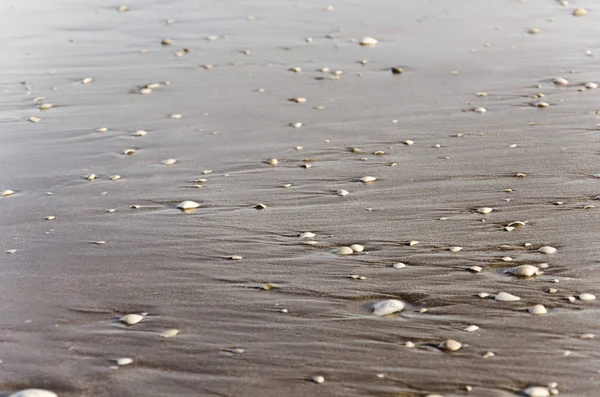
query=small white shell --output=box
[132,130,147,136]
[449,246,463,252]
[554,77,568,86]
[439,339,462,352]
[116,357,133,366]
[337,189,349,196]
[299,232,315,239]
[230,255,243,260]
[177,201,200,210]
[123,149,136,155]
[392,262,406,269]
[312,375,325,384]
[573,8,588,16]
[474,107,487,113]
[579,293,596,301]
[359,36,378,46]
[372,299,405,316]
[350,244,364,252]
[1,189,15,197]
[335,246,354,255]
[28,116,42,123]
[538,246,557,254]
[161,159,177,165]
[8,390,58,397]
[522,387,550,397]
[169,113,183,119]
[120,314,144,325]
[464,325,479,332]
[508,265,539,277]
[468,266,483,273]
[159,329,180,338]
[476,207,493,214]
[81,77,93,84]
[360,176,377,183]
[494,292,521,302]
[528,304,548,315]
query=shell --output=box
[554,77,568,86]
[528,304,547,315]
[337,189,349,196]
[299,232,315,239]
[8,390,58,397]
[392,263,406,269]
[439,339,462,352]
[464,325,479,332]
[359,36,378,46]
[230,255,243,260]
[177,201,200,210]
[1,189,15,197]
[522,387,550,397]
[573,8,588,16]
[476,207,493,214]
[116,357,133,366]
[507,265,539,277]
[579,293,596,301]
[449,246,463,252]
[335,246,354,255]
[121,314,144,325]
[538,246,557,254]
[312,375,325,384]
[159,329,180,338]
[350,244,364,252]
[161,159,177,165]
[81,77,93,84]
[372,299,405,316]
[360,176,377,183]
[494,292,521,302]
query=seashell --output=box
[123,149,136,155]
[507,265,539,277]
[477,292,490,298]
[116,5,129,12]
[255,203,267,210]
[538,246,557,254]
[359,37,378,46]
[579,293,596,301]
[299,232,315,239]
[528,28,540,34]
[438,339,462,352]
[39,103,53,110]
[161,159,177,165]
[528,304,547,315]
[535,101,549,108]
[268,159,278,166]
[120,314,144,325]
[494,292,520,302]
[464,325,479,332]
[110,175,121,181]
[169,114,183,119]
[573,8,588,16]
[177,201,200,210]
[337,189,349,196]
[1,189,15,197]
[230,255,243,260]
[159,329,180,338]
[291,97,307,103]
[360,176,377,183]
[522,387,550,397]
[474,107,487,113]
[8,390,58,397]
[28,116,41,123]
[312,375,325,384]
[392,262,406,269]
[585,82,598,89]
[404,139,414,146]
[81,77,93,84]
[449,246,463,252]
[554,77,568,86]
[468,266,483,273]
[335,246,353,255]
[372,299,404,316]
[350,244,364,252]
[116,357,133,366]
[45,216,55,220]
[476,207,493,214]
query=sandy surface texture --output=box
[1,1,599,396]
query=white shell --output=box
[230,255,243,260]
[476,207,493,214]
[161,159,177,165]
[538,246,557,254]
[439,339,462,351]
[159,329,180,338]
[337,189,349,196]
[528,304,547,315]
[508,265,539,277]
[28,116,42,123]
[372,299,405,316]
[350,244,364,252]
[464,325,480,332]
[474,107,487,113]
[522,387,550,397]
[169,113,183,119]
[81,77,93,84]
[585,82,597,89]
[468,266,483,273]
[312,375,325,384]
[132,130,147,136]
[404,139,414,146]
[1,189,15,197]
[449,246,463,252]
[495,292,521,302]
[177,201,200,210]
[573,8,588,16]
[392,263,406,269]
[579,293,596,301]
[268,159,278,165]
[8,390,58,397]
[359,36,378,46]
[408,240,419,246]
[477,292,490,298]
[554,77,568,86]
[335,246,354,255]
[360,176,377,183]
[116,357,133,366]
[121,314,144,325]
[299,232,315,239]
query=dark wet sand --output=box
[1,0,600,396]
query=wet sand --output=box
[1,0,600,396]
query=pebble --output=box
[522,387,550,397]
[159,329,180,338]
[538,246,557,254]
[292,97,307,103]
[85,174,97,181]
[528,304,548,315]
[579,293,596,301]
[161,159,177,165]
[573,8,588,16]
[1,189,15,197]
[268,159,278,166]
[177,201,200,210]
[116,357,133,366]
[528,28,540,35]
[449,246,463,252]
[438,339,462,352]
[476,207,493,214]
[359,37,378,46]
[495,292,521,302]
[464,325,479,332]
[360,176,377,183]
[290,122,302,128]
[535,102,549,108]
[110,175,121,181]
[120,314,144,325]
[299,232,315,239]
[392,262,407,269]
[8,390,58,397]
[312,375,325,384]
[335,246,354,255]
[372,299,405,316]
[508,265,540,277]
[350,244,364,253]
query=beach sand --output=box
[1,0,599,396]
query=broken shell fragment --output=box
[372,299,404,316]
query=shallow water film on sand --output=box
[1,0,600,396]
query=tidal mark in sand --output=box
[372,299,405,316]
